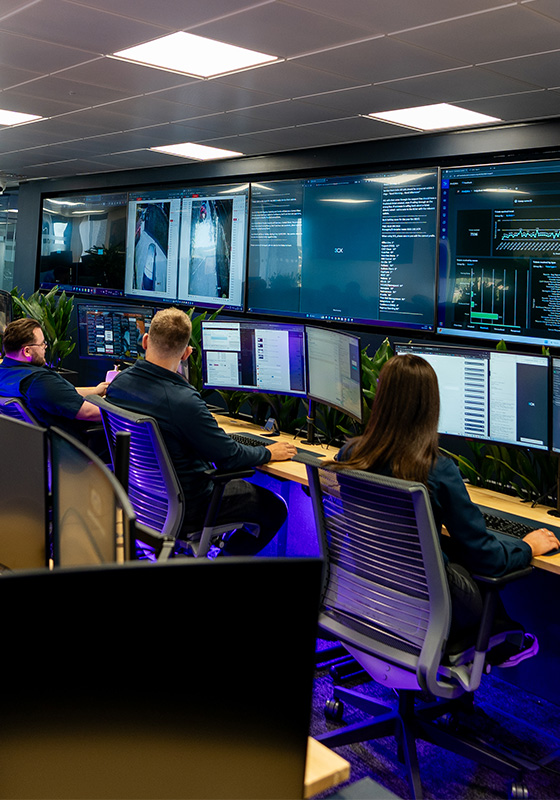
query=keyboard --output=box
[482,512,533,540]
[229,431,325,457]
[481,509,560,555]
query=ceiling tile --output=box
[283,0,516,33]
[480,50,560,88]
[62,0,267,31]
[2,75,131,110]
[461,88,560,121]
[217,61,362,99]
[527,0,560,23]
[0,0,166,53]
[157,80,281,113]
[226,99,351,126]
[192,3,373,58]
[0,30,99,72]
[300,83,434,114]
[0,66,42,91]
[383,66,542,104]
[0,88,78,117]
[55,58,197,95]
[296,37,468,83]
[393,5,560,65]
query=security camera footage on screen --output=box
[248,169,439,330]
[395,342,549,451]
[201,320,307,397]
[439,159,560,347]
[124,183,248,311]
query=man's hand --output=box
[76,382,109,398]
[523,528,560,556]
[266,441,298,461]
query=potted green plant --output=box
[10,286,75,370]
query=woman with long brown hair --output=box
[334,353,559,661]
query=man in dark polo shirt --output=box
[107,307,297,555]
[0,318,107,438]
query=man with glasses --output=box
[0,318,107,437]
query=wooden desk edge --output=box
[304,737,350,798]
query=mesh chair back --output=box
[0,396,39,425]
[90,397,184,538]
[303,456,452,691]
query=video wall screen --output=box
[247,169,439,331]
[439,159,560,348]
[39,192,128,297]
[124,183,248,312]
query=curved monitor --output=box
[124,182,249,312]
[306,326,363,423]
[439,158,560,347]
[248,168,439,331]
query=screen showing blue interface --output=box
[395,342,549,451]
[201,320,306,397]
[439,159,560,347]
[124,183,248,312]
[306,326,363,422]
[77,302,153,361]
[39,192,128,297]
[248,169,439,330]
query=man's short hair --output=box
[2,318,42,355]
[148,307,192,356]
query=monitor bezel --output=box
[306,325,364,424]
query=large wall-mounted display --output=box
[124,182,248,312]
[439,159,560,348]
[39,192,128,297]
[247,169,439,331]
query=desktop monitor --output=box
[306,326,363,423]
[247,168,439,331]
[201,319,307,396]
[50,427,133,566]
[439,158,560,348]
[395,342,549,450]
[124,182,249,311]
[77,301,153,362]
[39,191,128,297]
[0,557,322,799]
[0,416,49,571]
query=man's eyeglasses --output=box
[24,341,48,349]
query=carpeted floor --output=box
[310,644,560,799]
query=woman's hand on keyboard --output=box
[523,528,560,556]
[266,441,298,461]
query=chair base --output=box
[317,687,534,800]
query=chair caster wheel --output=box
[509,781,529,799]
[324,698,344,721]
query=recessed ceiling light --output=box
[150,142,243,161]
[0,109,43,126]
[112,32,279,79]
[365,103,500,131]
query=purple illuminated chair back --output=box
[87,396,184,538]
[0,396,40,426]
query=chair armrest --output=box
[471,567,533,653]
[471,566,533,586]
[204,467,255,484]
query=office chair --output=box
[88,395,258,557]
[299,453,537,800]
[0,395,39,425]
